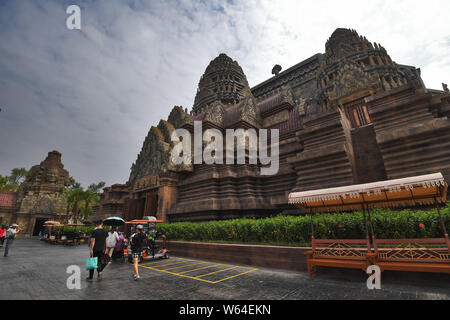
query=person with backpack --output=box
[130,225,146,281]
[3,224,19,257]
[106,227,120,262]
[87,220,109,282]
[113,232,126,260]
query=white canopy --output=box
[288,173,448,212]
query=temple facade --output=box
[96,28,450,223]
[0,150,70,236]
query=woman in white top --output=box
[4,224,19,257]
[106,227,120,259]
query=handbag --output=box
[86,257,98,270]
[101,253,111,268]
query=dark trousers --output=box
[89,251,105,279]
[4,238,14,256]
[0,236,5,246]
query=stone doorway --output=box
[32,218,47,236]
[124,191,159,221]
[143,191,158,218]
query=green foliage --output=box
[55,225,96,234]
[61,181,103,222]
[88,182,106,193]
[0,175,9,185]
[68,177,82,190]
[157,205,450,246]
[0,168,28,191]
[8,168,28,185]
[0,174,17,191]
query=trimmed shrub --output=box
[54,225,96,234]
[157,204,450,246]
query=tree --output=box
[81,190,100,220]
[67,188,85,224]
[88,181,106,193]
[61,179,105,223]
[8,168,28,185]
[68,177,82,190]
[0,174,18,191]
[0,175,9,185]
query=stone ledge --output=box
[157,240,310,272]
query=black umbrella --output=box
[103,217,125,226]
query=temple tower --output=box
[14,150,70,236]
[193,53,250,115]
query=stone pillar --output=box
[157,173,179,222]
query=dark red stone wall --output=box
[157,241,310,272]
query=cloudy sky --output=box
[0,0,449,188]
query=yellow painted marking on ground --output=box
[138,258,258,284]
[139,264,217,284]
[141,258,184,266]
[196,266,239,278]
[140,258,184,266]
[146,259,196,268]
[177,263,223,274]
[162,261,206,271]
[210,268,258,284]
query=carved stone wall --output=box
[12,151,70,235]
[118,28,449,222]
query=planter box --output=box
[157,240,311,272]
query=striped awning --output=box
[288,173,448,212]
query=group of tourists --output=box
[88,220,146,282]
[1,220,147,281]
[1,224,19,257]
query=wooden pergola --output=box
[288,173,450,276]
[289,173,448,211]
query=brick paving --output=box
[1,238,449,300]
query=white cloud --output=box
[0,0,448,187]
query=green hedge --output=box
[157,204,450,246]
[54,225,96,234]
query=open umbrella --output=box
[43,220,61,225]
[103,216,125,227]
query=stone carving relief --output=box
[239,87,261,128]
[327,61,381,103]
[281,85,295,106]
[29,195,57,215]
[129,107,194,185]
[21,150,69,192]
[204,101,225,126]
[167,106,192,129]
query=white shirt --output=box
[106,231,120,248]
[7,228,16,238]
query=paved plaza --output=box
[1,238,449,300]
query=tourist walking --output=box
[130,225,146,280]
[0,225,7,247]
[3,224,19,257]
[87,220,109,282]
[106,227,120,261]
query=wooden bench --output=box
[305,238,372,278]
[372,237,450,274]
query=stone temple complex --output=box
[0,150,70,235]
[91,28,450,223]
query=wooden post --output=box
[361,204,371,252]
[366,204,377,253]
[309,207,315,251]
[434,197,450,252]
